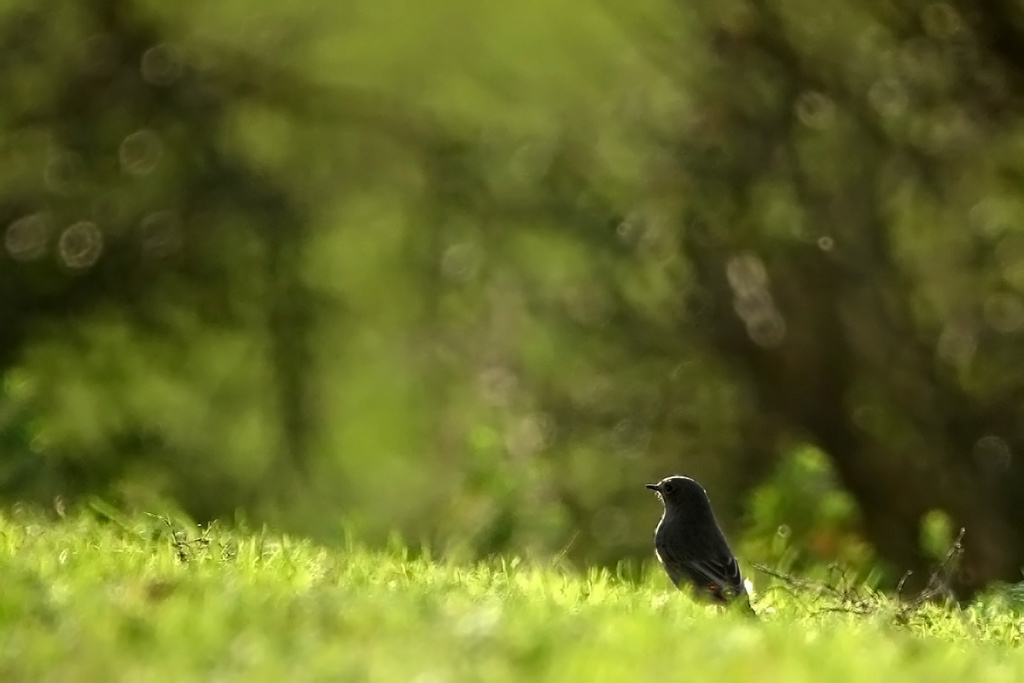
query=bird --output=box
[646,475,754,612]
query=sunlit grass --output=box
[0,508,1022,681]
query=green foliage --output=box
[920,510,956,563]
[5,0,1024,596]
[742,444,876,579]
[0,0,755,574]
[0,508,1023,681]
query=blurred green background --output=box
[3,0,1024,598]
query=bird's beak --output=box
[645,483,660,492]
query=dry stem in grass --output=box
[752,528,966,622]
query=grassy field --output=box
[1,507,1022,682]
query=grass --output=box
[1,507,1023,682]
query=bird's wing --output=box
[681,555,746,599]
[658,536,746,601]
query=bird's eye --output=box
[662,482,674,494]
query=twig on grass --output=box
[752,527,967,624]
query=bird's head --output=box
[645,475,711,512]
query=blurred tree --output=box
[554,0,1024,596]
[5,0,1024,601]
[0,0,471,515]
[0,0,313,508]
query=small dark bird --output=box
[646,475,753,611]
